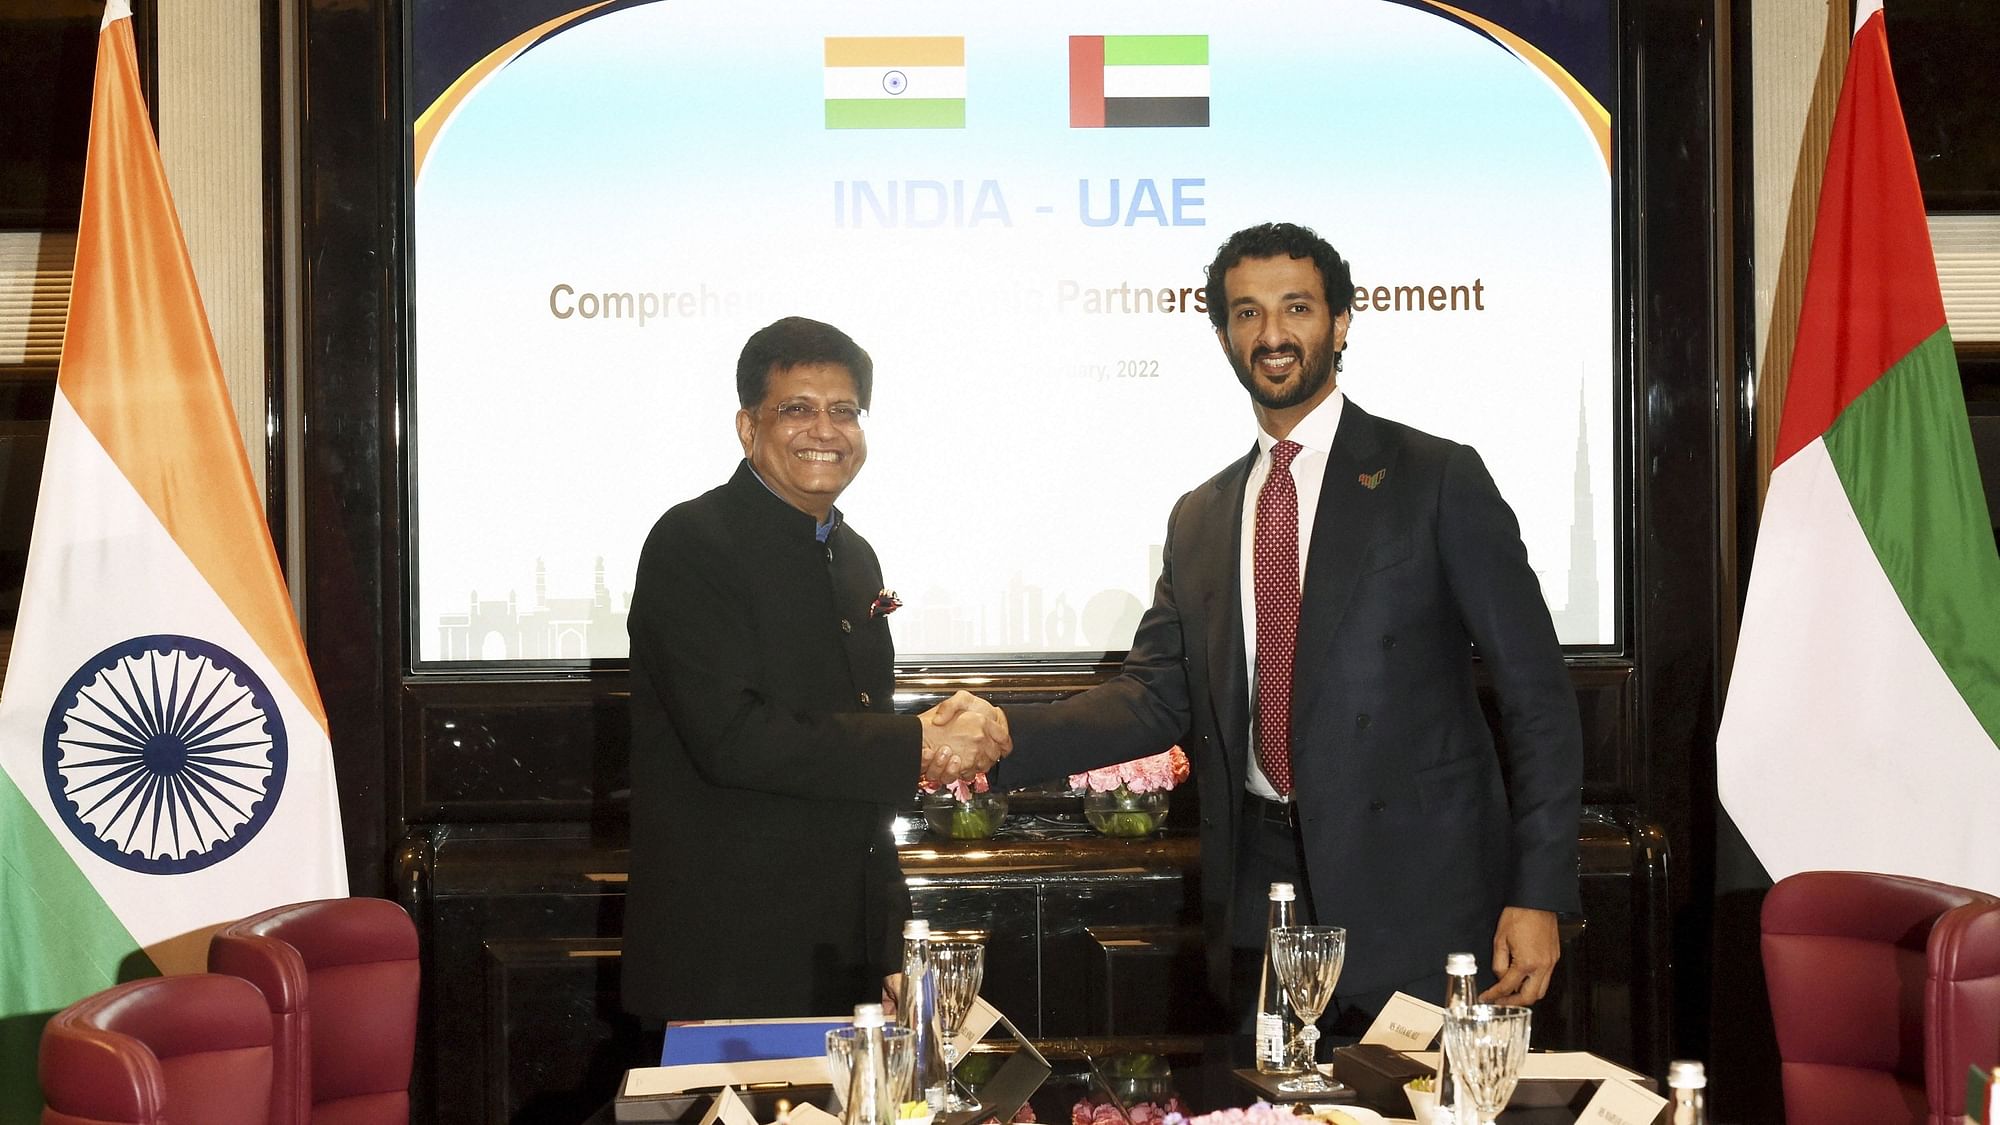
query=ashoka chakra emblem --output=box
[43,634,288,875]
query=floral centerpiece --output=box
[919,773,1008,840]
[1074,1096,1187,1125]
[1161,1102,1308,1125]
[1069,746,1190,838]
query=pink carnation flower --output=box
[918,771,991,802]
[1069,746,1191,795]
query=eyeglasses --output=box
[769,401,867,428]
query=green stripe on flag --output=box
[825,98,965,129]
[0,767,157,1119]
[1824,325,2000,745]
[1104,36,1207,66]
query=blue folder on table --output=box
[658,1017,848,1067]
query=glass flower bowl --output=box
[922,790,1009,840]
[1082,788,1170,837]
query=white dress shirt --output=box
[1239,389,1344,800]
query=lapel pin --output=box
[1358,469,1387,490]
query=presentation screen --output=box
[407,0,1615,665]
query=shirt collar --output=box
[1256,387,1344,457]
[746,465,842,541]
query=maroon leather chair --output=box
[39,973,274,1125]
[1928,897,2000,1125]
[1762,870,2000,1125]
[209,897,420,1125]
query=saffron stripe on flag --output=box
[825,99,965,129]
[1104,97,1209,128]
[1070,36,1105,127]
[824,36,964,67]
[1103,35,1208,66]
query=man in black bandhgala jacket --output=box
[622,317,1007,1026]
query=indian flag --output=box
[0,1,346,1114]
[1070,35,1210,128]
[824,36,965,130]
[1716,0,2000,894]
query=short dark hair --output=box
[735,316,874,410]
[1204,222,1354,332]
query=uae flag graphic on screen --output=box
[824,36,966,129]
[1070,35,1209,128]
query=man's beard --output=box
[1229,342,1337,410]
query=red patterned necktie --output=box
[1254,439,1303,796]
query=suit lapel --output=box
[1292,401,1398,723]
[1198,447,1254,796]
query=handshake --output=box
[919,690,1011,787]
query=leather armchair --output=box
[1762,870,1999,1125]
[39,973,274,1125]
[1928,897,2000,1125]
[209,897,420,1125]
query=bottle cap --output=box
[904,919,931,939]
[1446,952,1477,975]
[1269,882,1296,901]
[852,1003,885,1028]
[1668,1060,1706,1088]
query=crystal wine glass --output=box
[1441,1004,1531,1125]
[930,939,987,1113]
[1268,925,1347,1094]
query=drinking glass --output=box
[824,1024,916,1115]
[1441,1004,1531,1125]
[1268,925,1347,1094]
[930,939,987,1113]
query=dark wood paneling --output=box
[483,938,641,1125]
[1621,0,1729,1082]
[403,678,629,822]
[399,671,1633,825]
[297,0,404,895]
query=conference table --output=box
[590,1033,1652,1125]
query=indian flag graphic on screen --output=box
[1070,35,1210,128]
[824,36,966,129]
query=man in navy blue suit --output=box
[974,223,1583,1028]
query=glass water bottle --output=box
[1669,1059,1708,1125]
[1434,952,1478,1124]
[897,920,948,1113]
[1255,882,1308,1074]
[844,1003,899,1125]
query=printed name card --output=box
[696,1086,761,1125]
[1577,1077,1668,1125]
[788,1104,843,1125]
[1359,991,1446,1051]
[952,996,1003,1059]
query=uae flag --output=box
[1070,35,1210,128]
[0,1,347,1113]
[1716,0,2000,894]
[824,36,966,129]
